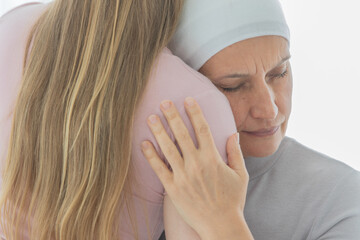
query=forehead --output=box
[200,36,290,77]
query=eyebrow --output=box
[214,55,292,81]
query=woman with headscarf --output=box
[146,0,360,239]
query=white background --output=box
[1,1,359,171]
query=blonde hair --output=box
[0,0,183,239]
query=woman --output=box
[146,0,360,239]
[0,0,247,239]
[0,0,187,239]
[1,1,359,240]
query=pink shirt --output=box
[0,3,236,239]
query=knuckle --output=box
[187,160,204,174]
[201,150,216,161]
[154,164,164,176]
[177,129,189,141]
[198,123,211,136]
[241,170,250,182]
[186,147,197,156]
[208,154,219,163]
[177,175,188,187]
[173,171,187,187]
[164,144,178,158]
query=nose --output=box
[250,81,278,120]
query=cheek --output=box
[223,93,249,129]
[274,75,293,117]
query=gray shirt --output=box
[244,136,360,239]
[159,137,360,240]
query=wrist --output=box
[198,212,254,240]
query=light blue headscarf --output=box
[168,0,290,70]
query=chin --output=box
[240,129,285,158]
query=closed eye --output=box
[221,82,246,92]
[268,69,288,81]
[221,69,288,92]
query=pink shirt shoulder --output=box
[123,46,237,240]
[0,2,48,162]
[0,3,237,239]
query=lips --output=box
[243,126,280,137]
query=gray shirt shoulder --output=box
[244,137,360,240]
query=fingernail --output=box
[185,97,194,107]
[161,100,171,110]
[149,115,158,124]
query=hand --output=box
[141,97,251,239]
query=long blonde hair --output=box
[0,0,183,239]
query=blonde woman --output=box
[0,0,250,239]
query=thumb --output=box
[226,133,247,176]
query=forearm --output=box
[164,195,201,240]
[197,212,254,240]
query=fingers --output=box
[141,140,173,188]
[160,100,197,158]
[226,133,248,178]
[144,97,216,174]
[146,114,184,171]
[183,97,217,151]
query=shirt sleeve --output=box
[308,170,360,240]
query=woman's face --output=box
[199,36,292,158]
